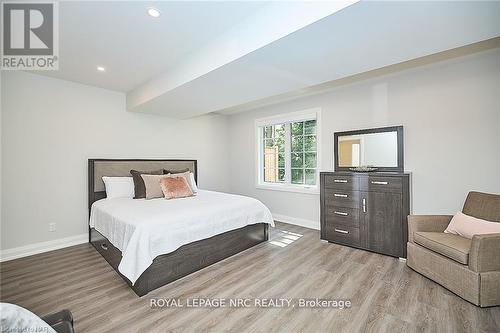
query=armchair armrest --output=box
[407,215,453,243]
[469,233,500,272]
[41,309,73,326]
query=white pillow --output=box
[102,176,134,199]
[0,303,56,333]
[444,211,500,239]
[189,172,198,193]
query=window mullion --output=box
[302,122,305,184]
[284,123,292,185]
[259,126,264,184]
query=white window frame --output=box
[255,108,321,195]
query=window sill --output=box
[256,183,319,195]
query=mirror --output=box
[334,126,403,172]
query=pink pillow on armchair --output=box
[160,176,194,200]
[444,211,500,239]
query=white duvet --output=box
[89,190,274,285]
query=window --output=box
[256,109,320,193]
[262,124,285,183]
[291,120,317,185]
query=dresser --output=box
[320,172,410,258]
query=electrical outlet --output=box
[49,223,56,232]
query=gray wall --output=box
[1,71,230,250]
[228,48,500,227]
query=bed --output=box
[88,159,273,296]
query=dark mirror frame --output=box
[334,125,404,173]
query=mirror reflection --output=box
[338,131,398,167]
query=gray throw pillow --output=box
[163,168,190,174]
[130,169,163,199]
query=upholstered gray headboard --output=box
[88,159,197,213]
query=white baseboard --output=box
[272,213,319,230]
[0,233,88,262]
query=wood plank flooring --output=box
[1,222,499,333]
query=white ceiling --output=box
[36,1,270,91]
[32,1,500,118]
[128,1,500,118]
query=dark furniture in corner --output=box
[42,309,74,333]
[320,172,410,258]
[88,159,269,296]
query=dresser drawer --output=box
[324,206,359,227]
[324,189,360,208]
[323,174,359,191]
[323,223,360,247]
[361,176,403,193]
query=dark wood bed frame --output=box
[88,159,269,296]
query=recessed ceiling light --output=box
[147,7,161,18]
[97,66,106,72]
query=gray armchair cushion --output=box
[414,232,471,264]
[463,191,500,222]
[407,215,452,243]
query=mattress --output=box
[89,190,274,284]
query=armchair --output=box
[407,191,500,307]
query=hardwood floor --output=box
[1,222,499,333]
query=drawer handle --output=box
[333,179,348,183]
[371,181,388,185]
[334,228,349,234]
[334,211,348,216]
[334,193,348,198]
[100,243,108,251]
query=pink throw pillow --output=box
[160,176,194,200]
[444,211,500,239]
